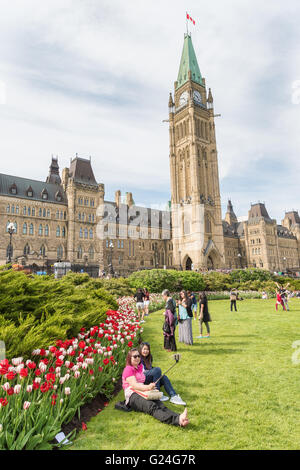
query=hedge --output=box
[0,270,118,360]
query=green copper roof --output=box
[176,34,203,89]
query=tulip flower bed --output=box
[0,302,142,450]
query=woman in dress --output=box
[177,290,193,346]
[122,348,189,426]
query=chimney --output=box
[126,192,134,207]
[115,190,121,207]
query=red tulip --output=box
[19,368,28,378]
[6,371,16,380]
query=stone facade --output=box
[0,157,173,276]
[0,34,299,275]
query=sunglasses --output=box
[132,354,140,359]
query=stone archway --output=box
[186,257,193,271]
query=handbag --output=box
[130,387,163,401]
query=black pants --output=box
[231,300,237,311]
[129,393,180,426]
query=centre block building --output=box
[1,34,299,275]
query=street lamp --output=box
[237,253,242,268]
[178,250,183,271]
[109,241,115,277]
[7,222,16,264]
[283,257,287,274]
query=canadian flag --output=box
[186,13,196,25]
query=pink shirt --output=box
[122,364,145,404]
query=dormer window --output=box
[41,189,48,200]
[9,183,17,195]
[27,186,33,197]
[55,191,62,202]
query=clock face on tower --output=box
[179,91,189,106]
[193,90,202,104]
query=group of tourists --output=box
[122,281,297,428]
[162,289,212,351]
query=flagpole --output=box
[186,11,189,35]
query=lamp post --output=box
[109,241,115,277]
[283,257,287,274]
[7,222,16,264]
[154,244,159,269]
[178,250,183,271]
[237,253,242,268]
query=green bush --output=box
[0,270,118,359]
[128,269,205,293]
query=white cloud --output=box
[0,0,299,221]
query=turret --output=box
[207,88,213,110]
[168,93,174,113]
[225,200,238,226]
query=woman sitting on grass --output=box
[139,342,186,406]
[122,348,189,427]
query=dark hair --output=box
[180,290,188,302]
[199,291,207,301]
[138,342,153,370]
[126,348,140,366]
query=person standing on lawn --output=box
[162,289,178,326]
[177,291,193,346]
[188,291,198,321]
[134,288,146,323]
[138,342,185,405]
[122,348,189,427]
[275,289,286,311]
[162,299,177,352]
[276,282,290,311]
[230,289,238,312]
[197,292,211,338]
[143,288,150,316]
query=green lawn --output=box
[68,298,300,450]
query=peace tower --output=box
[169,33,225,270]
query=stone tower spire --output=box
[169,33,225,271]
[46,156,61,184]
[225,200,238,225]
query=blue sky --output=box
[0,0,299,221]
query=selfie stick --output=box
[154,354,181,384]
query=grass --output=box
[68,298,300,450]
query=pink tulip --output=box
[12,357,23,366]
[2,382,10,391]
[23,401,31,410]
[64,387,71,395]
[14,384,21,394]
[26,385,33,393]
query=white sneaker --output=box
[160,394,169,402]
[170,394,186,406]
